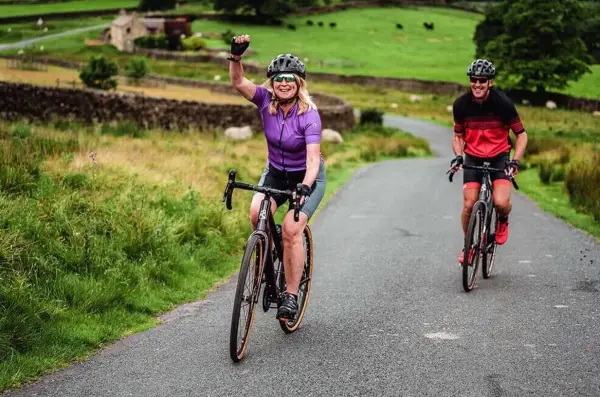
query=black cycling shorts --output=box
[463,152,510,186]
[256,161,326,219]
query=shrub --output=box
[181,36,206,51]
[551,165,566,182]
[222,29,235,45]
[124,57,149,84]
[133,34,169,50]
[79,55,118,91]
[538,159,554,184]
[100,121,144,138]
[565,154,600,221]
[359,108,384,126]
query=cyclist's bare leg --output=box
[249,193,277,229]
[462,183,480,235]
[281,210,308,295]
[492,180,512,217]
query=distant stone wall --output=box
[4,55,598,112]
[0,81,355,132]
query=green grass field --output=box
[0,0,137,18]
[191,6,600,99]
[8,6,596,98]
[0,17,112,44]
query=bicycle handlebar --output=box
[447,164,519,190]
[222,169,302,222]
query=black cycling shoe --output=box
[276,293,298,320]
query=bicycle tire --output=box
[482,209,497,279]
[229,234,265,363]
[463,202,484,292]
[279,225,314,333]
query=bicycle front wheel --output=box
[463,202,484,292]
[279,225,314,333]
[230,234,265,362]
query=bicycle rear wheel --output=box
[463,202,484,292]
[279,225,314,333]
[482,209,498,279]
[230,234,265,362]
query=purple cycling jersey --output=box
[251,85,322,172]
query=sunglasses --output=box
[273,73,297,83]
[470,77,489,84]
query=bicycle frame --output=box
[223,169,302,307]
[474,163,495,249]
[450,162,519,251]
[254,194,283,305]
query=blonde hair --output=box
[262,75,317,116]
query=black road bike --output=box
[448,163,519,292]
[222,170,314,362]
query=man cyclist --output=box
[228,34,326,320]
[450,59,528,264]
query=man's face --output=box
[470,76,492,99]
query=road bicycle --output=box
[222,169,314,362]
[448,163,519,292]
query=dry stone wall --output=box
[0,81,355,132]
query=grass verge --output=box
[516,169,600,241]
[0,119,430,391]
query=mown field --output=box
[0,0,136,17]
[0,62,247,103]
[0,17,112,45]
[3,6,598,99]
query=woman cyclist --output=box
[228,34,326,321]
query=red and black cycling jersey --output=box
[453,88,525,158]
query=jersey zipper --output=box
[278,112,287,171]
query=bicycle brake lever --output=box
[223,169,236,210]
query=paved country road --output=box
[4,115,599,397]
[0,24,109,52]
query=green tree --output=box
[79,55,119,90]
[581,2,600,63]
[474,0,593,93]
[138,0,176,11]
[124,57,149,85]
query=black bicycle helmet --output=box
[266,54,306,79]
[467,59,496,78]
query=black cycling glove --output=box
[450,155,463,168]
[230,37,250,56]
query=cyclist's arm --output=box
[452,102,465,156]
[452,132,465,157]
[512,130,527,161]
[302,115,322,187]
[501,95,527,161]
[303,144,321,188]
[229,58,256,101]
